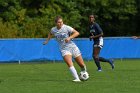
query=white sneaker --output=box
[72,79,81,82]
[98,69,102,72]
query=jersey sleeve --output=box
[66,25,74,34]
[50,27,55,34]
[95,23,103,34]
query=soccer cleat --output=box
[72,79,81,82]
[97,68,102,72]
[109,59,115,69]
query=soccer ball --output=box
[79,71,89,81]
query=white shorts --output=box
[61,46,81,58]
[94,38,103,48]
[94,44,103,49]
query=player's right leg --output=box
[74,55,87,72]
[93,47,102,71]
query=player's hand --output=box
[89,36,94,39]
[89,36,92,41]
[132,36,138,39]
[65,38,71,43]
[43,41,48,45]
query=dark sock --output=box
[99,57,110,63]
[94,58,101,69]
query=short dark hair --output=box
[89,14,94,17]
[89,14,98,18]
[55,16,62,23]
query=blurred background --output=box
[0,0,139,38]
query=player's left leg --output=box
[74,55,87,72]
[99,57,115,69]
[72,46,87,72]
[62,49,81,82]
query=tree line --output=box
[0,0,139,38]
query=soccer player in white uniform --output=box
[43,16,88,82]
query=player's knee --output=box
[93,55,99,60]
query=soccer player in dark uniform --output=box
[89,14,114,71]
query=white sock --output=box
[69,66,80,80]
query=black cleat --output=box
[109,59,115,69]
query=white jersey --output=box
[51,24,81,58]
[51,24,76,50]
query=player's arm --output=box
[43,32,53,45]
[90,33,103,39]
[65,29,79,43]
[132,36,140,39]
[90,23,103,39]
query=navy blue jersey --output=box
[89,22,103,44]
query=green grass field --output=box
[0,59,140,93]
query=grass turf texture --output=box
[0,59,139,93]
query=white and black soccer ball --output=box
[79,71,89,81]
